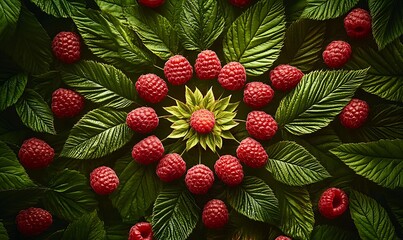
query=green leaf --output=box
[159,0,184,28]
[369,0,403,49]
[177,0,224,51]
[266,141,330,186]
[61,60,137,109]
[30,0,86,18]
[330,139,403,189]
[275,69,367,135]
[301,0,359,20]
[0,141,35,191]
[95,0,137,21]
[0,0,20,38]
[15,89,56,135]
[152,185,199,240]
[349,190,397,240]
[62,211,106,240]
[43,169,98,221]
[311,225,359,240]
[0,73,27,111]
[124,6,179,60]
[61,108,133,159]
[0,222,8,240]
[223,0,285,76]
[72,9,154,73]
[110,155,161,222]
[227,176,279,224]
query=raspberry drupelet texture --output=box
[16,207,53,236]
[18,138,55,169]
[164,55,193,85]
[194,50,221,80]
[202,199,229,229]
[135,74,168,104]
[270,65,304,91]
[322,41,352,69]
[243,82,274,108]
[275,236,292,240]
[246,111,278,140]
[236,137,268,168]
[138,0,165,8]
[185,164,214,195]
[318,187,349,219]
[90,166,119,195]
[156,153,187,182]
[344,8,372,39]
[52,31,81,64]
[51,88,85,118]
[132,135,164,165]
[129,222,154,240]
[214,155,244,186]
[126,107,159,134]
[190,109,215,134]
[218,62,247,91]
[339,98,369,128]
[229,0,251,7]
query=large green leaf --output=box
[266,141,330,186]
[159,0,184,28]
[152,185,199,240]
[0,222,8,240]
[15,89,56,135]
[350,190,397,240]
[275,69,367,135]
[369,0,403,49]
[177,0,224,51]
[61,60,137,109]
[0,0,20,38]
[227,176,279,224]
[346,40,403,102]
[72,9,154,73]
[62,211,106,240]
[110,155,161,222]
[301,0,359,20]
[95,0,137,21]
[43,169,98,221]
[0,141,35,191]
[330,139,403,189]
[0,73,27,111]
[30,0,86,18]
[311,225,359,240]
[223,0,285,76]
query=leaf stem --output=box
[153,64,164,71]
[234,119,246,123]
[158,115,174,119]
[198,145,202,164]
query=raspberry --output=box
[132,135,164,165]
[138,0,164,8]
[135,74,168,104]
[126,107,159,134]
[185,164,214,195]
[322,41,352,69]
[229,0,251,7]
[246,111,278,140]
[339,98,369,128]
[51,88,85,118]
[318,187,349,219]
[129,222,153,240]
[218,62,246,91]
[164,55,193,85]
[194,50,221,80]
[275,236,292,240]
[344,8,372,39]
[243,82,274,108]
[156,153,186,182]
[190,109,215,134]
[270,65,304,91]
[202,199,229,229]
[52,31,81,64]
[16,207,52,236]
[236,137,268,168]
[90,166,119,195]
[18,138,55,169]
[214,155,244,186]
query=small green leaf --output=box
[214,96,230,112]
[62,211,106,240]
[201,88,215,110]
[221,130,235,140]
[0,72,27,111]
[0,222,8,240]
[171,120,189,130]
[301,0,359,20]
[164,106,186,118]
[30,0,86,18]
[311,225,359,240]
[0,0,20,38]
[206,134,216,152]
[167,128,188,139]
[186,132,198,151]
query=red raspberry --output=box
[129,222,153,240]
[194,50,221,80]
[156,153,186,182]
[138,0,164,8]
[275,236,292,240]
[18,138,55,169]
[246,111,278,140]
[270,65,304,91]
[51,88,85,118]
[318,187,349,219]
[52,31,81,64]
[185,164,214,195]
[236,137,268,168]
[16,207,52,236]
[322,41,352,69]
[229,0,251,7]
[214,155,244,186]
[90,166,119,195]
[164,55,193,85]
[339,98,369,128]
[344,8,372,39]
[190,109,215,134]
[126,107,159,134]
[132,135,164,165]
[218,62,246,91]
[202,199,229,229]
[243,82,274,108]
[135,74,168,104]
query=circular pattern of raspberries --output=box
[51,88,85,118]
[126,107,159,134]
[185,164,215,195]
[202,199,229,229]
[90,166,120,195]
[129,222,154,240]
[52,31,81,64]
[16,207,53,236]
[339,98,369,128]
[18,137,55,169]
[318,187,349,219]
